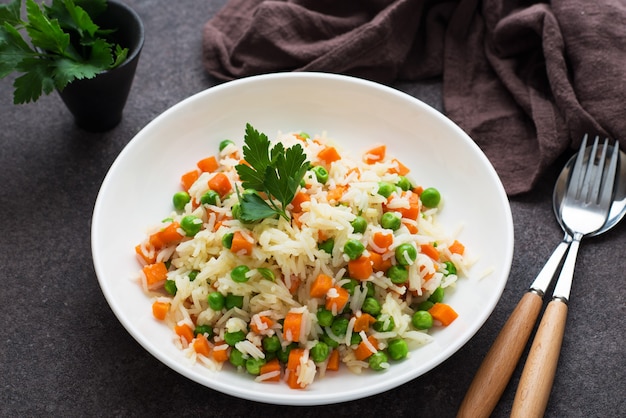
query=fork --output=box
[510,135,620,417]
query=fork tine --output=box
[579,136,599,202]
[597,140,620,206]
[566,134,589,200]
[587,137,608,203]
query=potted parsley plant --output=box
[0,0,144,131]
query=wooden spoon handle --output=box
[511,300,568,418]
[457,292,543,418]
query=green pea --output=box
[373,315,395,332]
[173,191,191,211]
[164,279,177,296]
[222,232,234,249]
[368,351,389,371]
[231,265,250,283]
[350,216,367,234]
[181,215,203,236]
[310,341,330,363]
[350,332,362,345]
[395,243,417,266]
[231,203,242,220]
[317,308,334,327]
[188,270,199,281]
[257,267,275,281]
[387,265,408,284]
[396,176,412,191]
[342,278,359,296]
[200,190,220,206]
[219,139,235,151]
[381,212,401,231]
[225,293,244,309]
[361,297,382,316]
[428,287,445,304]
[377,182,395,198]
[262,335,281,353]
[245,357,266,375]
[331,316,349,336]
[318,238,335,254]
[365,281,375,297]
[208,292,225,310]
[421,187,441,208]
[343,238,365,260]
[387,338,409,360]
[224,330,246,346]
[443,261,457,276]
[229,348,245,367]
[194,324,213,338]
[412,310,433,330]
[417,300,434,311]
[312,165,329,184]
[320,333,340,349]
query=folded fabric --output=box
[202,0,626,195]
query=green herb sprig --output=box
[235,123,309,223]
[0,0,129,104]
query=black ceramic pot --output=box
[58,0,144,132]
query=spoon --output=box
[457,144,626,418]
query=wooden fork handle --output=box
[511,299,568,418]
[457,292,543,418]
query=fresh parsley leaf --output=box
[235,123,310,222]
[25,0,70,55]
[13,57,55,103]
[0,0,22,26]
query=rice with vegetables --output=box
[135,123,471,389]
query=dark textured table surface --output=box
[1,1,624,417]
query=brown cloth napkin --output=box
[202,0,626,195]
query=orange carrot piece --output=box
[290,191,311,213]
[174,323,194,343]
[212,344,230,362]
[181,169,199,191]
[283,312,303,342]
[353,313,376,332]
[348,256,373,280]
[372,231,393,252]
[286,369,304,389]
[326,185,347,202]
[135,244,156,264]
[325,286,350,313]
[363,145,386,164]
[149,222,183,250]
[449,240,465,255]
[402,220,419,234]
[389,158,410,175]
[326,349,340,371]
[395,192,420,220]
[142,262,168,288]
[287,347,306,370]
[230,231,253,255]
[309,273,333,298]
[250,316,274,334]
[354,335,378,361]
[259,358,281,382]
[152,301,170,320]
[318,146,341,164]
[428,303,459,326]
[197,155,219,173]
[369,252,392,273]
[208,172,232,196]
[193,333,212,357]
[420,243,440,260]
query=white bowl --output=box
[92,72,514,406]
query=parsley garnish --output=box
[235,123,309,223]
[0,0,129,104]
